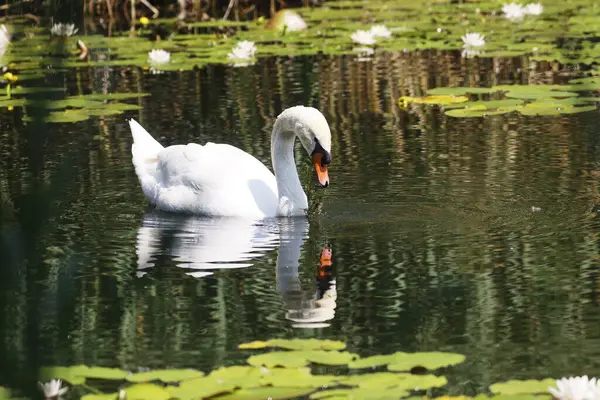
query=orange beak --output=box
[312,153,330,187]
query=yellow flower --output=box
[139,17,150,26]
[8,106,13,111]
[3,72,17,82]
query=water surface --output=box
[2,52,600,395]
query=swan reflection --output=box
[135,212,336,327]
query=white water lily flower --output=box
[227,40,257,63]
[502,3,525,20]
[549,376,600,400]
[51,22,78,36]
[38,379,68,399]
[351,29,376,45]
[369,25,391,39]
[461,32,485,48]
[524,2,543,15]
[147,49,170,64]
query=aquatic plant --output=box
[502,3,526,20]
[369,25,392,39]
[147,49,171,64]
[30,339,600,400]
[461,32,485,48]
[38,379,68,399]
[351,29,376,45]
[548,376,600,400]
[50,23,78,37]
[227,41,257,65]
[524,3,544,15]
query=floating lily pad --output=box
[520,103,596,116]
[122,384,170,400]
[239,339,346,351]
[80,366,129,380]
[217,387,315,400]
[247,350,357,368]
[11,86,65,95]
[0,387,10,400]
[260,368,339,388]
[166,376,237,400]
[504,90,579,100]
[426,87,496,96]
[81,393,119,400]
[399,95,469,107]
[24,109,90,123]
[39,365,87,385]
[208,366,264,388]
[489,379,557,395]
[126,369,204,383]
[310,387,409,400]
[387,352,466,371]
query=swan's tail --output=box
[129,118,164,202]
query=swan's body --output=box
[129,106,331,218]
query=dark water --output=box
[2,52,600,396]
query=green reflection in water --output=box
[1,27,600,400]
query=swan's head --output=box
[276,106,332,187]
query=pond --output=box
[1,1,600,399]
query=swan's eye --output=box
[312,139,331,166]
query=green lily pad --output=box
[490,379,557,395]
[39,365,87,385]
[126,369,204,383]
[260,368,338,388]
[217,387,315,400]
[348,354,399,369]
[0,387,11,400]
[504,90,579,100]
[342,372,413,388]
[310,387,409,400]
[248,351,357,368]
[239,339,346,351]
[24,109,90,123]
[122,384,170,400]
[0,99,26,107]
[387,352,466,371]
[80,367,129,380]
[444,99,525,110]
[520,103,596,116]
[166,376,237,400]
[10,86,65,95]
[426,87,496,96]
[81,393,119,400]
[208,366,264,388]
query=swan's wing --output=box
[155,142,279,216]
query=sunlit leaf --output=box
[399,95,469,107]
[239,339,346,351]
[260,368,338,388]
[122,384,170,400]
[126,369,204,383]
[80,367,129,380]
[426,87,496,96]
[217,387,315,400]
[489,379,558,395]
[81,393,119,400]
[208,366,264,388]
[39,365,87,385]
[166,376,237,399]
[248,350,357,368]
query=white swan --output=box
[128,106,332,218]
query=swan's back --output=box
[129,119,279,217]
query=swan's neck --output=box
[271,126,308,217]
